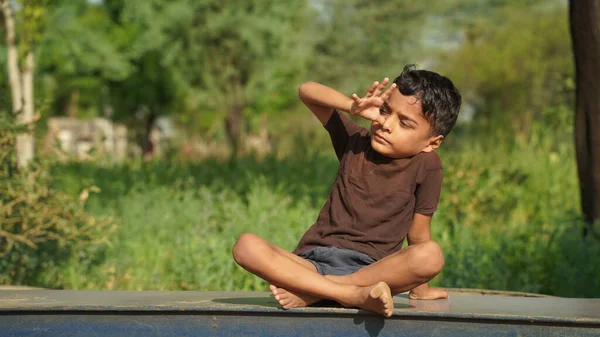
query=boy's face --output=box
[369,90,443,159]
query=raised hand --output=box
[350,78,397,124]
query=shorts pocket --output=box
[313,246,336,261]
[348,250,375,266]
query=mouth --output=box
[372,132,389,145]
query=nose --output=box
[381,116,392,133]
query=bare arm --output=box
[407,213,448,300]
[298,79,397,126]
[407,213,433,245]
[298,82,353,125]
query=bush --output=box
[0,112,115,287]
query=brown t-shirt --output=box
[293,110,443,261]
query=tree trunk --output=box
[569,0,600,236]
[225,104,243,156]
[142,108,157,159]
[1,0,34,169]
[2,1,22,113]
[66,90,80,118]
[224,81,244,156]
[19,49,35,168]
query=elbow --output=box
[407,235,429,247]
[298,82,317,102]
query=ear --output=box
[421,135,444,153]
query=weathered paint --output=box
[1,290,599,336]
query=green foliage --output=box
[176,0,314,129]
[434,120,600,296]
[437,1,573,135]
[37,3,131,117]
[50,154,335,290]
[5,0,574,138]
[39,4,131,80]
[102,0,194,121]
[16,0,50,49]
[0,112,115,286]
[306,0,432,94]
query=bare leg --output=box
[232,233,394,317]
[255,243,322,308]
[269,284,321,308]
[270,272,352,308]
[325,240,446,295]
[271,240,446,307]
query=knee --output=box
[232,233,263,268]
[410,240,445,279]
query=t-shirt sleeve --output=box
[414,168,443,216]
[324,110,366,161]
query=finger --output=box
[381,82,397,100]
[351,93,362,104]
[365,81,379,98]
[373,78,389,96]
[375,115,386,125]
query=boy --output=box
[232,64,461,317]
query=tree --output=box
[436,2,573,135]
[1,0,47,168]
[307,1,435,95]
[569,0,600,235]
[36,1,131,119]
[181,0,314,155]
[101,0,193,153]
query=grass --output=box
[10,117,600,298]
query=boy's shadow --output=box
[353,316,385,337]
[212,296,280,308]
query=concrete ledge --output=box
[0,290,599,336]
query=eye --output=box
[379,106,390,115]
[400,121,412,129]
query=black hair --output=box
[393,64,462,137]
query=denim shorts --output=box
[297,246,375,276]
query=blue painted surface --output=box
[4,313,600,337]
[1,290,599,336]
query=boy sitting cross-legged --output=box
[232,64,462,317]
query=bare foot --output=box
[408,287,448,300]
[269,284,321,309]
[342,282,394,317]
